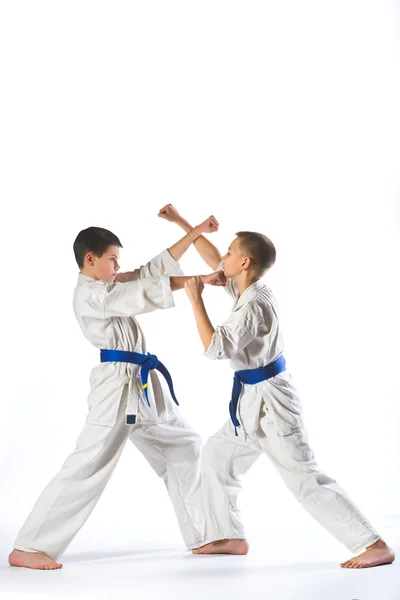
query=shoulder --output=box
[74,278,112,308]
[245,282,279,325]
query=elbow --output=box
[210,256,223,271]
[216,351,234,360]
[205,347,233,361]
[205,330,236,360]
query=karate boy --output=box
[9,215,225,570]
[160,207,394,569]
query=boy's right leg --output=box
[9,398,132,569]
[194,420,262,554]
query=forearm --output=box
[170,275,205,291]
[167,225,203,262]
[175,217,222,270]
[190,298,215,351]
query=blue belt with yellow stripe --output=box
[100,349,179,424]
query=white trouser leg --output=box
[257,404,380,553]
[130,414,206,549]
[201,420,262,541]
[14,400,132,560]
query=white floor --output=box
[1,518,399,600]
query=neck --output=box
[234,273,260,296]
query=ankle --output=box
[367,538,385,550]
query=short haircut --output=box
[73,226,123,269]
[235,231,276,273]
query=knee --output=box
[286,470,334,502]
[201,437,223,473]
[187,434,203,463]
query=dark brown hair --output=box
[73,226,123,268]
[235,231,276,273]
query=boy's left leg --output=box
[129,413,208,550]
[258,405,395,568]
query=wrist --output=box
[177,216,192,231]
[192,224,203,236]
[191,295,204,307]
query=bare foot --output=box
[192,539,249,555]
[8,549,62,570]
[341,539,395,569]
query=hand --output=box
[158,204,181,223]
[197,215,219,234]
[184,277,204,303]
[201,271,227,286]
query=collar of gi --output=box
[78,273,95,284]
[233,280,265,309]
[77,273,114,285]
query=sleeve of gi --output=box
[224,279,239,299]
[215,259,238,300]
[116,249,184,282]
[82,275,175,318]
[203,306,259,360]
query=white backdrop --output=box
[0,1,398,556]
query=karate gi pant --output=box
[201,399,380,554]
[14,387,206,560]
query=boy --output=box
[9,215,225,570]
[160,208,394,569]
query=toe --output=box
[346,561,356,568]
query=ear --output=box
[241,257,251,271]
[85,252,95,267]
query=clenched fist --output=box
[184,277,204,303]
[158,204,181,222]
[197,215,219,234]
[201,271,226,286]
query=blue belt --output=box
[230,355,287,435]
[100,349,179,424]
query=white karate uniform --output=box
[201,278,380,553]
[14,250,206,559]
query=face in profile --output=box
[221,238,248,279]
[85,245,121,282]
